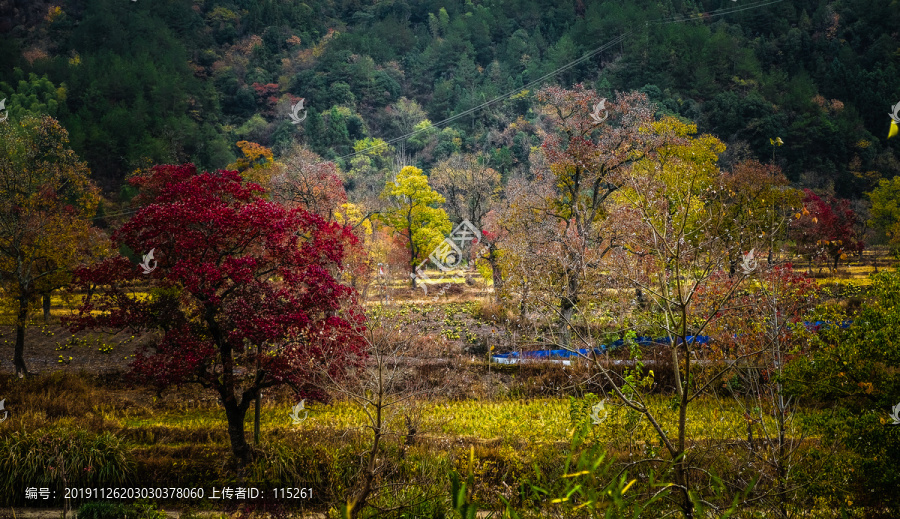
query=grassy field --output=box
[1,258,892,518]
[106,395,809,448]
[0,368,845,518]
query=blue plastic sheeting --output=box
[492,357,572,365]
[491,335,710,362]
[491,322,853,364]
[803,320,852,330]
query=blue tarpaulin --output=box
[491,335,710,363]
[491,322,852,364]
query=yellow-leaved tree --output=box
[0,115,107,376]
[378,166,451,289]
[227,140,275,186]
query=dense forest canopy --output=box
[0,0,897,198]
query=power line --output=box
[81,0,784,222]
[340,32,632,163]
[332,0,783,162]
[647,0,784,25]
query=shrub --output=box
[0,427,131,506]
[785,269,900,512]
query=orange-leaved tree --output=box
[228,140,276,186]
[0,115,106,376]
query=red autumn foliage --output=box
[251,82,280,110]
[696,265,820,362]
[789,189,863,270]
[67,163,365,464]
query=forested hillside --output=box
[6,2,900,516]
[1,0,898,197]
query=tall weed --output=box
[0,426,131,506]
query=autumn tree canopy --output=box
[378,165,451,288]
[68,164,365,465]
[269,144,347,222]
[0,114,106,376]
[516,86,658,342]
[867,176,900,254]
[789,189,863,270]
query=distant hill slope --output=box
[0,0,897,198]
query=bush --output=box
[785,268,900,512]
[0,427,131,506]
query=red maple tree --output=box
[251,82,281,112]
[67,164,365,465]
[789,189,863,271]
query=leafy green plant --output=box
[568,392,603,441]
[449,447,479,519]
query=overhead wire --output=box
[335,0,784,161]
[81,0,783,222]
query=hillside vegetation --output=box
[0,0,897,196]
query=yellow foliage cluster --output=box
[0,115,108,318]
[45,6,63,22]
[228,141,275,185]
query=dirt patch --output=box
[0,322,145,376]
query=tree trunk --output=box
[223,396,252,468]
[349,403,383,519]
[42,292,51,322]
[409,239,418,289]
[14,295,29,377]
[777,402,787,518]
[488,245,503,301]
[676,463,694,519]
[558,300,575,347]
[635,288,646,309]
[518,282,529,320]
[558,265,579,347]
[676,323,694,518]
